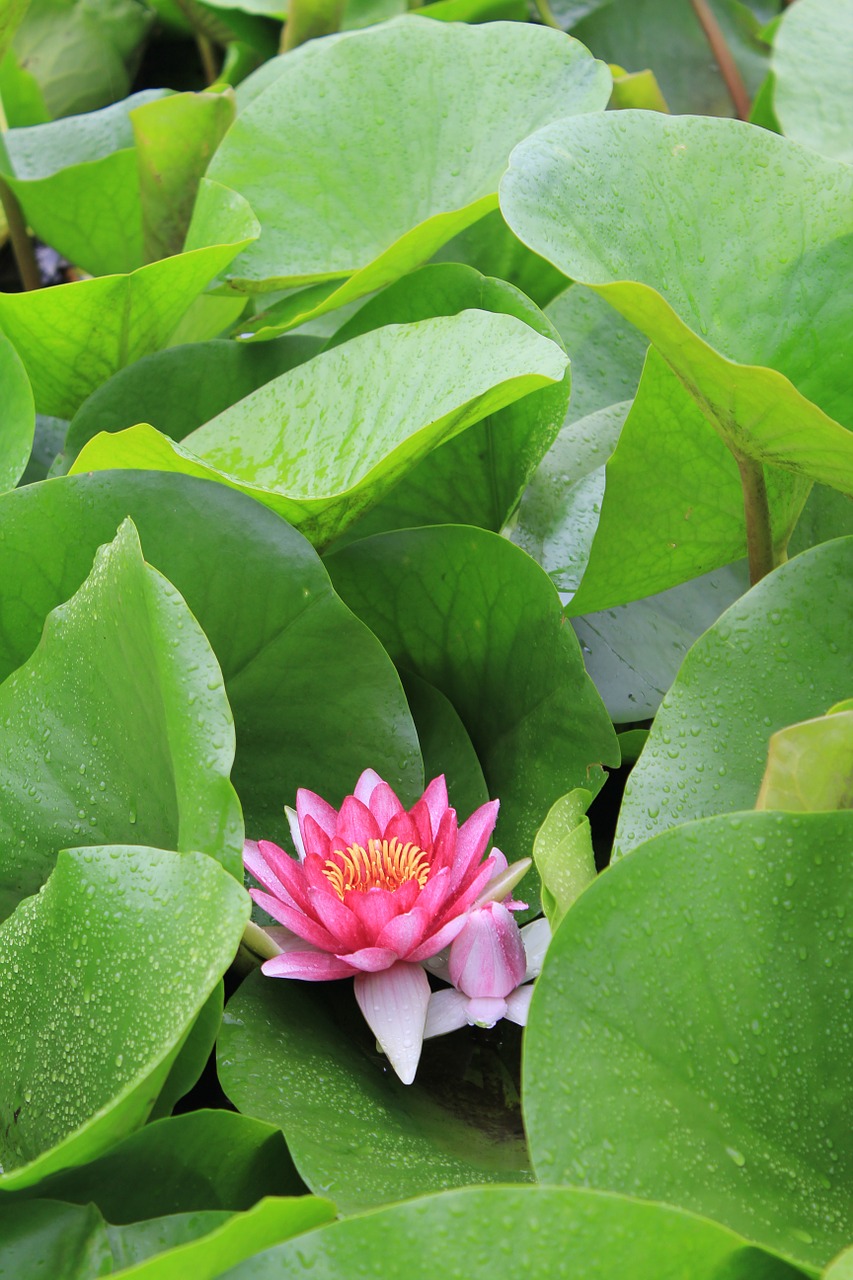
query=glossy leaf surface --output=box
[0,519,243,916]
[525,810,853,1272]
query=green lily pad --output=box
[0,1200,112,1278]
[432,209,567,310]
[218,1184,804,1280]
[826,1246,853,1280]
[206,17,610,326]
[0,519,243,917]
[320,264,571,541]
[0,0,32,66]
[61,333,322,469]
[545,285,647,426]
[149,983,224,1122]
[0,473,423,847]
[402,672,489,822]
[501,113,853,501]
[771,0,853,163]
[615,537,853,856]
[327,524,619,865]
[0,845,248,1188]
[5,1110,305,1218]
[0,90,169,276]
[524,810,853,1272]
[0,177,258,416]
[70,310,567,548]
[756,709,853,812]
[0,331,34,491]
[218,969,532,1213]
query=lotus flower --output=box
[244,769,518,1083]
[424,912,551,1035]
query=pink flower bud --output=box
[448,900,527,999]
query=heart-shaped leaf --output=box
[217,1184,804,1280]
[524,809,853,1273]
[756,709,853,812]
[207,17,610,327]
[327,524,619,866]
[70,310,567,548]
[218,969,532,1213]
[0,474,423,847]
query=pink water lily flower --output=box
[244,769,506,1084]
[424,911,551,1035]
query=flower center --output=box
[323,837,430,900]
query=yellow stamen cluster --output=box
[323,837,430,900]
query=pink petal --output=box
[354,962,431,1085]
[250,888,337,951]
[406,912,470,963]
[366,781,405,831]
[448,902,527,999]
[297,788,338,841]
[419,775,449,839]
[347,886,405,938]
[443,856,498,918]
[353,768,386,806]
[257,840,312,912]
[424,988,469,1039]
[505,983,535,1026]
[262,950,356,981]
[375,906,429,957]
[303,851,335,894]
[244,841,292,902]
[339,945,399,972]
[383,810,422,850]
[428,808,458,875]
[333,795,381,852]
[464,996,509,1028]
[450,799,499,889]
[415,865,452,919]
[301,814,332,861]
[307,886,364,952]
[409,797,434,851]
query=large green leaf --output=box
[771,0,853,164]
[0,845,248,1188]
[319,264,571,540]
[545,285,647,426]
[0,178,258,416]
[615,537,853,856]
[0,519,242,917]
[0,1200,112,1278]
[524,810,853,1273]
[0,331,34,491]
[206,17,610,327]
[70,311,567,548]
[5,1110,305,1218]
[432,208,567,310]
[0,474,422,846]
[327,525,619,865]
[218,969,532,1213]
[0,90,168,276]
[0,0,30,64]
[219,1185,804,1280]
[501,113,853,499]
[60,333,322,469]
